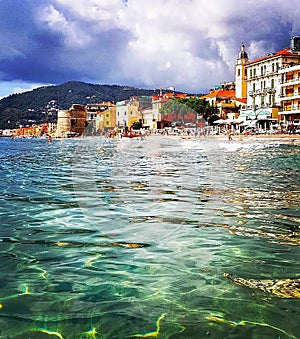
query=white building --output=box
[238,37,300,122]
[116,100,129,128]
[141,108,156,130]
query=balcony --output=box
[220,102,236,108]
[280,76,300,86]
[278,108,300,115]
[279,92,300,101]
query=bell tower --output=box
[235,42,248,99]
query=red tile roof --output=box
[201,90,247,104]
[246,48,300,65]
[202,90,235,99]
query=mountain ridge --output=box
[0,81,161,129]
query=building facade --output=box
[239,37,300,121]
[55,104,86,137]
[201,85,244,120]
[278,63,300,123]
[116,100,129,128]
[103,106,116,130]
[235,43,248,99]
[116,97,141,129]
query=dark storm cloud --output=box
[0,0,300,97]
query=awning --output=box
[257,110,269,116]
[239,111,255,117]
[233,118,244,124]
[213,119,226,124]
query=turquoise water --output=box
[0,135,299,338]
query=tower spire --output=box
[238,41,248,61]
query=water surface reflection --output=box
[0,136,299,338]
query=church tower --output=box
[235,42,248,99]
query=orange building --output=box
[201,89,244,119]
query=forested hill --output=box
[0,81,157,129]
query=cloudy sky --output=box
[0,0,300,98]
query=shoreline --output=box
[2,133,300,143]
[161,133,300,145]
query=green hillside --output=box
[0,81,156,129]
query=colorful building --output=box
[103,105,116,130]
[278,63,300,123]
[239,37,300,121]
[127,97,141,127]
[87,102,116,132]
[235,42,248,100]
[201,85,244,120]
[116,97,141,129]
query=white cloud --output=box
[1,0,300,96]
[38,4,92,47]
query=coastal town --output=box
[1,4,300,336]
[2,36,300,138]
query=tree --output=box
[131,120,143,129]
[160,97,213,124]
[160,99,190,123]
[178,98,212,119]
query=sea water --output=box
[0,135,299,338]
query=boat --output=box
[121,132,145,138]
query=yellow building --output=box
[201,87,244,120]
[86,102,115,132]
[127,97,141,127]
[103,105,116,130]
[235,42,248,99]
[116,97,142,129]
[279,63,300,123]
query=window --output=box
[237,69,241,77]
